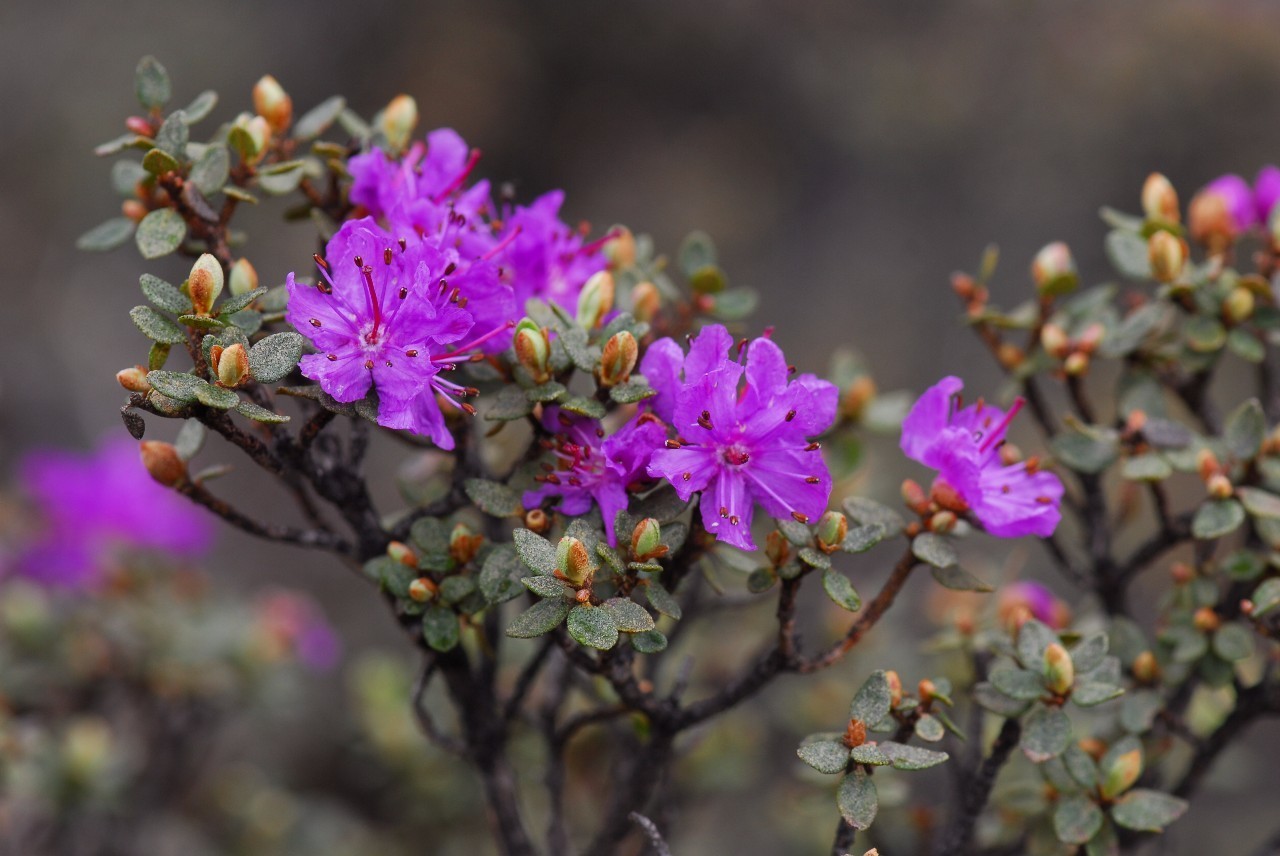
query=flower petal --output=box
[900,376,964,465]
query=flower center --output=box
[722,444,751,466]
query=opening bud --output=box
[212,342,250,388]
[387,541,417,567]
[524,508,550,534]
[1042,642,1075,696]
[1031,242,1077,295]
[901,479,929,514]
[229,258,259,297]
[631,518,666,561]
[379,95,419,153]
[1188,186,1239,253]
[1100,746,1143,799]
[1196,448,1221,481]
[884,670,903,708]
[1040,323,1070,358]
[1224,285,1256,325]
[1132,650,1160,684]
[1141,173,1180,225]
[556,536,595,587]
[1147,230,1186,283]
[599,331,638,387]
[605,225,636,269]
[139,441,187,488]
[408,577,435,603]
[815,511,848,553]
[841,375,877,421]
[187,253,224,316]
[928,510,957,534]
[513,319,552,384]
[576,271,615,329]
[630,281,660,322]
[117,365,150,393]
[252,75,292,133]
[1206,473,1233,500]
[1192,606,1220,633]
[450,523,484,564]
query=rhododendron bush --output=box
[26,56,1280,854]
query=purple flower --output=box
[256,589,342,672]
[496,190,608,311]
[900,376,1063,538]
[998,581,1071,630]
[349,128,491,225]
[1255,165,1280,225]
[523,408,668,545]
[646,329,837,550]
[288,218,512,449]
[13,437,214,589]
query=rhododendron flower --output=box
[255,590,342,671]
[13,438,213,588]
[1253,165,1280,225]
[998,580,1072,630]
[496,190,608,311]
[288,218,511,449]
[523,407,667,546]
[646,328,836,550]
[349,128,491,228]
[900,376,1063,538]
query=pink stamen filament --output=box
[432,321,516,364]
[978,396,1026,453]
[431,148,483,204]
[360,266,383,344]
[481,224,523,261]
[579,226,624,256]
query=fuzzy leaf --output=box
[841,523,886,553]
[1054,795,1104,845]
[131,306,187,344]
[465,478,522,517]
[77,218,135,251]
[914,714,945,742]
[140,273,189,314]
[506,598,571,638]
[294,95,347,140]
[567,605,618,650]
[194,383,238,410]
[1110,790,1188,832]
[912,532,958,568]
[848,670,892,726]
[601,597,655,632]
[1022,704,1072,763]
[134,56,171,109]
[1017,619,1059,669]
[1052,427,1120,474]
[1072,682,1124,707]
[1237,486,1280,519]
[1224,399,1266,461]
[1211,622,1254,662]
[797,739,851,775]
[931,565,993,592]
[235,400,289,423]
[1251,578,1280,617]
[513,529,558,575]
[822,568,862,611]
[1192,499,1245,540]
[479,545,524,604]
[522,576,570,598]
[973,682,1032,717]
[836,769,878,830]
[643,580,682,619]
[842,497,905,533]
[878,741,948,771]
[990,666,1047,701]
[146,370,204,402]
[486,383,534,421]
[135,208,186,259]
[630,629,668,653]
[248,332,304,383]
[1072,633,1110,674]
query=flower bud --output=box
[1196,448,1221,481]
[1193,606,1220,633]
[513,319,552,383]
[1040,323,1070,358]
[524,508,550,534]
[1170,562,1194,585]
[556,537,595,587]
[605,226,636,269]
[1031,242,1077,295]
[1100,746,1143,799]
[1142,173,1180,225]
[139,441,187,487]
[1132,650,1160,684]
[125,116,153,137]
[230,113,270,162]
[450,523,483,564]
[1063,351,1089,377]
[929,479,969,513]
[996,343,1024,370]
[816,511,848,553]
[117,365,151,393]
[121,200,147,222]
[1075,323,1105,355]
[928,510,957,534]
[841,375,877,421]
[1206,473,1233,499]
[842,717,867,749]
[187,253,224,316]
[252,75,292,133]
[764,529,790,567]
[408,577,434,603]
[631,518,665,561]
[630,281,660,322]
[599,331,638,387]
[1148,230,1186,283]
[213,343,250,388]
[1224,285,1256,325]
[1189,175,1254,253]
[576,271,615,329]
[884,670,903,708]
[1043,642,1075,696]
[379,95,418,153]
[901,479,929,514]
[229,258,259,297]
[387,541,417,567]
[917,678,937,703]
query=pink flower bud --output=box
[187,254,224,316]
[599,331,638,387]
[252,75,292,133]
[1141,172,1180,225]
[139,441,187,488]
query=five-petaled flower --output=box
[645,325,836,550]
[900,376,1063,538]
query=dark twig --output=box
[630,812,674,856]
[935,717,1022,856]
[176,480,353,554]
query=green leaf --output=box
[94,133,149,157]
[841,523,886,553]
[154,111,188,158]
[842,497,905,532]
[1119,690,1164,734]
[135,208,186,259]
[776,517,811,546]
[630,629,667,653]
[111,159,150,196]
[506,598,572,638]
[142,147,179,176]
[1104,230,1151,280]
[76,218,134,251]
[525,381,567,403]
[1121,454,1172,481]
[422,604,459,652]
[609,379,657,404]
[194,383,238,409]
[709,287,758,319]
[248,332,304,383]
[513,529,558,575]
[560,395,606,419]
[1251,577,1280,617]
[465,478,522,517]
[257,161,306,195]
[1224,399,1266,461]
[135,56,171,109]
[181,90,218,123]
[931,565,994,592]
[1072,683,1124,707]
[485,384,534,421]
[849,670,892,726]
[1072,633,1109,674]
[173,419,206,460]
[1185,315,1227,353]
[1052,427,1120,474]
[146,370,204,402]
[1017,619,1059,669]
[643,580,681,619]
[567,604,618,650]
[139,273,189,314]
[294,95,347,140]
[1237,486,1280,519]
[1211,622,1254,662]
[797,739,851,775]
[914,714,945,742]
[836,769,878,831]
[1192,499,1245,540]
[1022,704,1072,763]
[522,575,569,598]
[849,743,891,765]
[218,287,268,317]
[1054,795,1104,845]
[972,681,1031,717]
[190,144,230,195]
[479,545,524,604]
[235,400,289,423]
[912,532,957,568]
[878,740,948,771]
[678,231,718,277]
[601,597,655,632]
[798,547,831,570]
[1110,790,1188,832]
[1227,328,1265,363]
[1064,743,1099,790]
[990,666,1047,701]
[822,568,861,611]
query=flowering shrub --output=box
[56,56,1280,854]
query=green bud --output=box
[1224,285,1255,325]
[556,537,595,587]
[229,113,269,162]
[605,226,636,269]
[815,511,847,553]
[213,343,249,388]
[449,522,483,564]
[1042,642,1075,696]
[387,540,417,567]
[1147,230,1185,284]
[513,319,552,383]
[1100,746,1143,799]
[252,75,292,133]
[630,281,660,323]
[631,518,664,561]
[229,258,258,297]
[598,331,638,387]
[576,271,615,329]
[1141,172,1180,225]
[1030,241,1077,296]
[188,253,224,316]
[379,94,418,153]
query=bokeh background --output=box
[3,1,1280,853]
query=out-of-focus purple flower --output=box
[998,580,1072,630]
[1189,173,1257,250]
[523,407,667,546]
[255,590,342,672]
[646,330,836,551]
[496,190,608,312]
[1254,165,1280,225]
[14,437,214,588]
[288,218,512,449]
[900,376,1063,538]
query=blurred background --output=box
[3,1,1280,853]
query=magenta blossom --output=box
[349,128,492,227]
[14,437,214,589]
[1254,165,1280,226]
[646,328,836,550]
[255,589,342,672]
[998,581,1071,630]
[496,190,608,312]
[288,218,511,449]
[900,376,1063,538]
[523,407,668,546]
